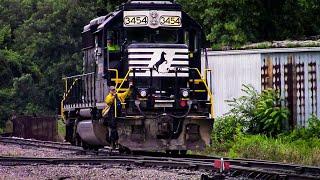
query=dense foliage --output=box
[211,86,291,152]
[0,0,320,127]
[0,0,126,126]
[208,116,320,166]
[208,87,320,166]
[177,0,320,48]
[227,85,290,136]
[212,85,290,140]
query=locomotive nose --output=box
[127,43,189,77]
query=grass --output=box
[204,134,320,166]
[57,118,66,140]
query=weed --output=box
[57,118,66,139]
[227,85,289,136]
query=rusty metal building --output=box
[12,116,58,141]
[202,47,320,127]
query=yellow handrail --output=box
[190,68,215,118]
[114,69,132,118]
[117,69,132,92]
[60,78,79,121]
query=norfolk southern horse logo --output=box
[128,48,189,77]
[147,50,175,74]
[153,52,168,73]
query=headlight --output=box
[181,89,189,98]
[139,89,147,97]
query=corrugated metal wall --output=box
[202,53,261,117]
[202,48,320,127]
[261,52,320,127]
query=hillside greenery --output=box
[1,0,320,127]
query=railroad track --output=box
[1,136,320,179]
[0,136,112,156]
[136,151,320,178]
[0,155,319,179]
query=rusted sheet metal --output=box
[203,48,320,127]
[12,116,57,141]
[285,55,297,128]
[309,62,317,115]
[261,52,319,127]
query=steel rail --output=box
[177,156,320,177]
[0,136,111,155]
[0,136,72,146]
[0,156,318,179]
[1,137,320,179]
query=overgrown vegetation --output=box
[0,0,126,127]
[206,85,320,166]
[212,85,290,142]
[228,135,320,166]
[57,118,66,141]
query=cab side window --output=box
[106,30,120,53]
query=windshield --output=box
[127,29,150,43]
[127,28,178,44]
[154,29,177,43]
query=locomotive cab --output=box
[61,0,214,152]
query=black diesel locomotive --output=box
[61,0,214,153]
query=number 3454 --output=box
[160,16,181,26]
[124,16,148,25]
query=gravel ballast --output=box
[0,164,202,179]
[0,143,204,179]
[0,143,87,158]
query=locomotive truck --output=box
[61,0,214,153]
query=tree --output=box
[178,0,320,48]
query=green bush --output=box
[209,115,243,155]
[227,85,290,136]
[212,115,241,143]
[279,115,320,141]
[252,89,290,136]
[307,115,320,138]
[227,84,259,125]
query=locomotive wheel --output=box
[118,145,131,154]
[75,133,82,147]
[81,140,89,150]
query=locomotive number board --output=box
[159,16,181,26]
[123,11,182,28]
[124,15,148,26]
